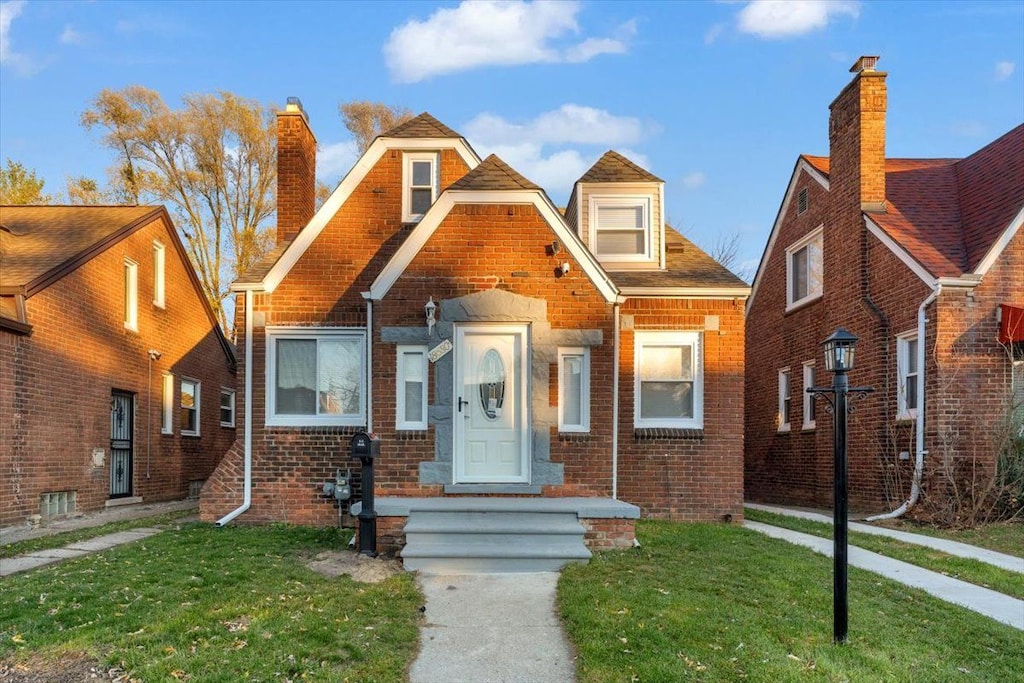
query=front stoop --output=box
[351,497,640,574]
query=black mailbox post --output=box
[351,431,379,557]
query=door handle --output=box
[458,397,470,413]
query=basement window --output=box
[403,152,439,222]
[40,491,77,518]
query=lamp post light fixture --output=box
[807,327,873,644]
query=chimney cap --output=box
[850,55,880,73]
[284,96,309,122]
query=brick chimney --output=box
[829,56,887,212]
[277,97,317,244]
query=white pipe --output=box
[217,290,254,526]
[363,293,373,433]
[612,302,620,500]
[867,284,940,521]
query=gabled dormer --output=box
[565,151,665,270]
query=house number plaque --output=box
[428,338,453,363]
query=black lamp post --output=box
[807,328,873,644]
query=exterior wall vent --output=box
[797,188,809,215]
[40,490,77,518]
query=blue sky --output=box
[2,0,1022,277]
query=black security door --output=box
[110,390,134,498]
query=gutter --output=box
[612,302,620,500]
[867,284,941,521]
[362,292,374,433]
[217,290,254,526]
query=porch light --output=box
[823,328,858,374]
[425,297,437,336]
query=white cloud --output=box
[383,1,634,83]
[59,24,84,45]
[463,106,656,198]
[950,121,987,138]
[704,23,726,45]
[681,171,706,190]
[737,0,859,39]
[0,0,39,76]
[316,140,359,185]
[994,60,1015,81]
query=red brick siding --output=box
[1,216,235,527]
[276,111,317,244]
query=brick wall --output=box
[276,108,317,244]
[1,216,236,527]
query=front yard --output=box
[3,519,1022,682]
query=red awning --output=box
[999,304,1024,344]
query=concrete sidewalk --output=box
[744,520,1024,630]
[746,503,1024,573]
[411,573,576,683]
[1,528,164,577]
[1,499,198,546]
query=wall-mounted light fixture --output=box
[560,262,571,275]
[425,297,437,336]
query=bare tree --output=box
[0,159,52,205]
[82,86,277,330]
[65,176,114,205]
[339,101,413,153]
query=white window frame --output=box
[396,345,428,430]
[265,327,367,427]
[778,368,792,432]
[897,331,920,420]
[402,152,439,223]
[785,225,823,310]
[558,347,591,433]
[124,258,138,331]
[802,361,816,430]
[219,388,236,428]
[153,241,166,309]
[161,372,174,434]
[588,195,653,262]
[181,378,200,436]
[634,331,703,429]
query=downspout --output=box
[867,284,940,521]
[217,290,254,526]
[362,293,373,433]
[612,301,620,500]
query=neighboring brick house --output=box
[0,206,237,528]
[200,101,748,569]
[745,56,1024,516]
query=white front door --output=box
[454,325,530,483]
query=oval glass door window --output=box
[478,348,506,420]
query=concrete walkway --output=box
[1,499,197,546]
[744,520,1024,630]
[411,573,576,683]
[1,528,163,577]
[746,503,1024,573]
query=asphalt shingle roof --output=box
[381,112,463,139]
[579,150,664,184]
[799,123,1023,278]
[0,205,161,290]
[447,154,541,191]
[611,228,749,289]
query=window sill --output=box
[395,429,430,441]
[778,425,791,434]
[634,428,704,441]
[181,432,200,438]
[895,413,918,424]
[802,423,816,431]
[558,432,591,443]
[160,429,173,436]
[220,423,235,429]
[785,294,823,315]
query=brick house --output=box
[0,206,237,529]
[744,56,1024,517]
[200,102,749,570]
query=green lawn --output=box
[870,517,1024,557]
[1,523,421,682]
[745,508,1024,599]
[0,509,196,559]
[559,520,1024,683]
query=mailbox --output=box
[350,432,380,460]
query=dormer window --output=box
[589,195,652,261]
[403,152,439,222]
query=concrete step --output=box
[402,509,591,574]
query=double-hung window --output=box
[802,361,816,430]
[181,378,200,436]
[161,373,174,434]
[267,328,366,426]
[558,347,590,432]
[396,345,428,430]
[634,331,703,429]
[897,332,919,419]
[403,152,439,222]
[778,368,792,432]
[786,226,823,309]
[220,388,236,427]
[590,196,652,261]
[124,258,138,331]
[153,241,165,308]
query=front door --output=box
[110,390,134,498]
[454,325,530,483]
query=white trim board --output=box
[973,206,1023,277]
[232,137,481,294]
[368,189,619,303]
